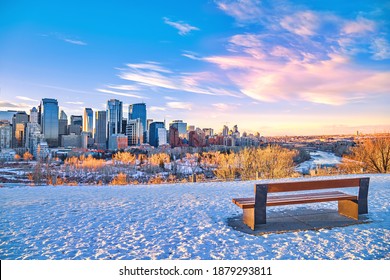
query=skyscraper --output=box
[149,122,165,147]
[170,120,187,140]
[126,118,143,146]
[12,112,28,148]
[0,121,12,149]
[58,110,68,136]
[94,111,107,149]
[30,107,38,123]
[129,103,146,143]
[107,99,123,137]
[41,98,59,147]
[83,108,93,133]
[68,115,82,135]
[128,103,146,131]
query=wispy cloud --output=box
[16,96,38,102]
[216,0,262,25]
[149,106,167,112]
[280,11,320,36]
[163,17,199,35]
[63,38,87,46]
[371,38,390,60]
[166,102,192,111]
[0,101,33,111]
[107,85,140,91]
[42,32,87,46]
[96,88,145,99]
[65,101,84,105]
[342,17,376,35]
[116,62,241,97]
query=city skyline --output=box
[1,0,390,136]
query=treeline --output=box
[26,145,299,185]
[25,136,390,186]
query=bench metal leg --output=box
[338,200,359,220]
[358,178,369,214]
[254,184,268,226]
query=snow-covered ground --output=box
[295,151,343,173]
[0,174,389,260]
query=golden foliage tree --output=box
[347,137,390,173]
[213,152,237,181]
[23,151,33,162]
[113,152,136,165]
[254,145,297,179]
[149,153,170,168]
[110,173,128,185]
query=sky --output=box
[0,0,389,136]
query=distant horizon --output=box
[1,0,389,136]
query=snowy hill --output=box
[0,174,389,260]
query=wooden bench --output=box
[232,177,370,230]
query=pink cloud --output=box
[342,17,376,35]
[204,52,390,105]
[280,11,320,36]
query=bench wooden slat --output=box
[233,191,357,208]
[267,178,361,193]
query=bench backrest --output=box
[254,177,370,212]
[265,178,367,193]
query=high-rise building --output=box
[41,98,59,147]
[0,121,12,149]
[169,126,180,147]
[126,118,143,146]
[70,115,82,126]
[203,128,214,137]
[69,115,82,135]
[108,134,128,151]
[189,128,206,147]
[170,120,187,140]
[58,110,68,137]
[149,122,165,147]
[146,118,153,143]
[94,111,107,150]
[30,107,38,123]
[0,110,18,122]
[107,99,123,137]
[157,127,167,146]
[25,122,44,157]
[128,103,146,142]
[12,112,29,148]
[83,108,93,133]
[222,125,229,137]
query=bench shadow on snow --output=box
[227,206,371,235]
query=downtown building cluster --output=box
[0,98,263,160]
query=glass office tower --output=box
[149,121,165,147]
[41,98,59,147]
[107,99,123,138]
[94,110,107,149]
[83,108,93,133]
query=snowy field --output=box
[0,174,389,260]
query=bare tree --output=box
[347,137,390,173]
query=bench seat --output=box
[233,191,357,208]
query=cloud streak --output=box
[114,62,241,97]
[163,17,199,35]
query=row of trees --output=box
[24,136,390,186]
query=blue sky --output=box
[1,0,389,136]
